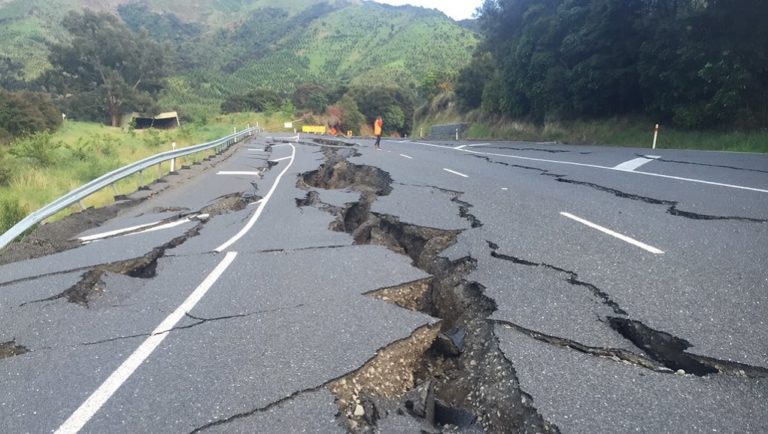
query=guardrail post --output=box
[139,170,144,189]
[171,142,177,172]
[112,184,119,198]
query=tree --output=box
[41,11,167,126]
[0,90,62,143]
[351,86,415,135]
[455,52,497,111]
[292,83,330,113]
[0,57,25,91]
[220,89,283,113]
[461,0,768,129]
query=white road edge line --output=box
[270,156,291,162]
[455,145,467,150]
[400,141,768,193]
[455,147,768,194]
[131,219,192,236]
[215,144,296,252]
[468,143,491,147]
[399,154,413,159]
[443,168,469,178]
[248,148,265,152]
[54,251,239,434]
[79,218,196,244]
[560,212,665,255]
[77,221,160,242]
[613,157,658,172]
[217,171,261,176]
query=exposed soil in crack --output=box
[298,147,557,433]
[0,339,29,359]
[329,325,441,432]
[365,278,433,312]
[200,192,263,216]
[468,154,768,223]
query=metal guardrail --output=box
[0,127,261,250]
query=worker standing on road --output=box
[373,116,383,150]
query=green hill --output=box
[0,0,478,119]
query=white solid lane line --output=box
[560,212,665,255]
[444,168,469,178]
[217,171,260,176]
[248,148,265,152]
[613,157,659,172]
[400,154,413,159]
[270,156,292,162]
[55,252,239,434]
[78,218,198,243]
[455,145,467,150]
[215,144,297,252]
[78,221,161,242]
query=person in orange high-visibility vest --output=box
[373,116,383,150]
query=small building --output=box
[131,111,181,130]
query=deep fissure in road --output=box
[488,244,768,378]
[19,189,265,308]
[298,145,557,433]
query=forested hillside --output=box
[0,0,478,121]
[455,0,767,130]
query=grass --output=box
[0,111,292,234]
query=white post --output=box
[652,124,660,150]
[171,142,176,173]
[455,128,459,141]
[420,128,423,138]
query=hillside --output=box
[0,0,478,119]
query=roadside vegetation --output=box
[412,0,767,152]
[0,112,290,234]
[414,94,768,152]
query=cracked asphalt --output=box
[1,133,767,433]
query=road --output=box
[1,134,766,433]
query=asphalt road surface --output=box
[1,133,766,433]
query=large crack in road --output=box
[296,143,556,433]
[488,243,768,379]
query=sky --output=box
[372,0,485,21]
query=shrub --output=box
[0,158,13,186]
[0,197,27,234]
[9,132,61,167]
